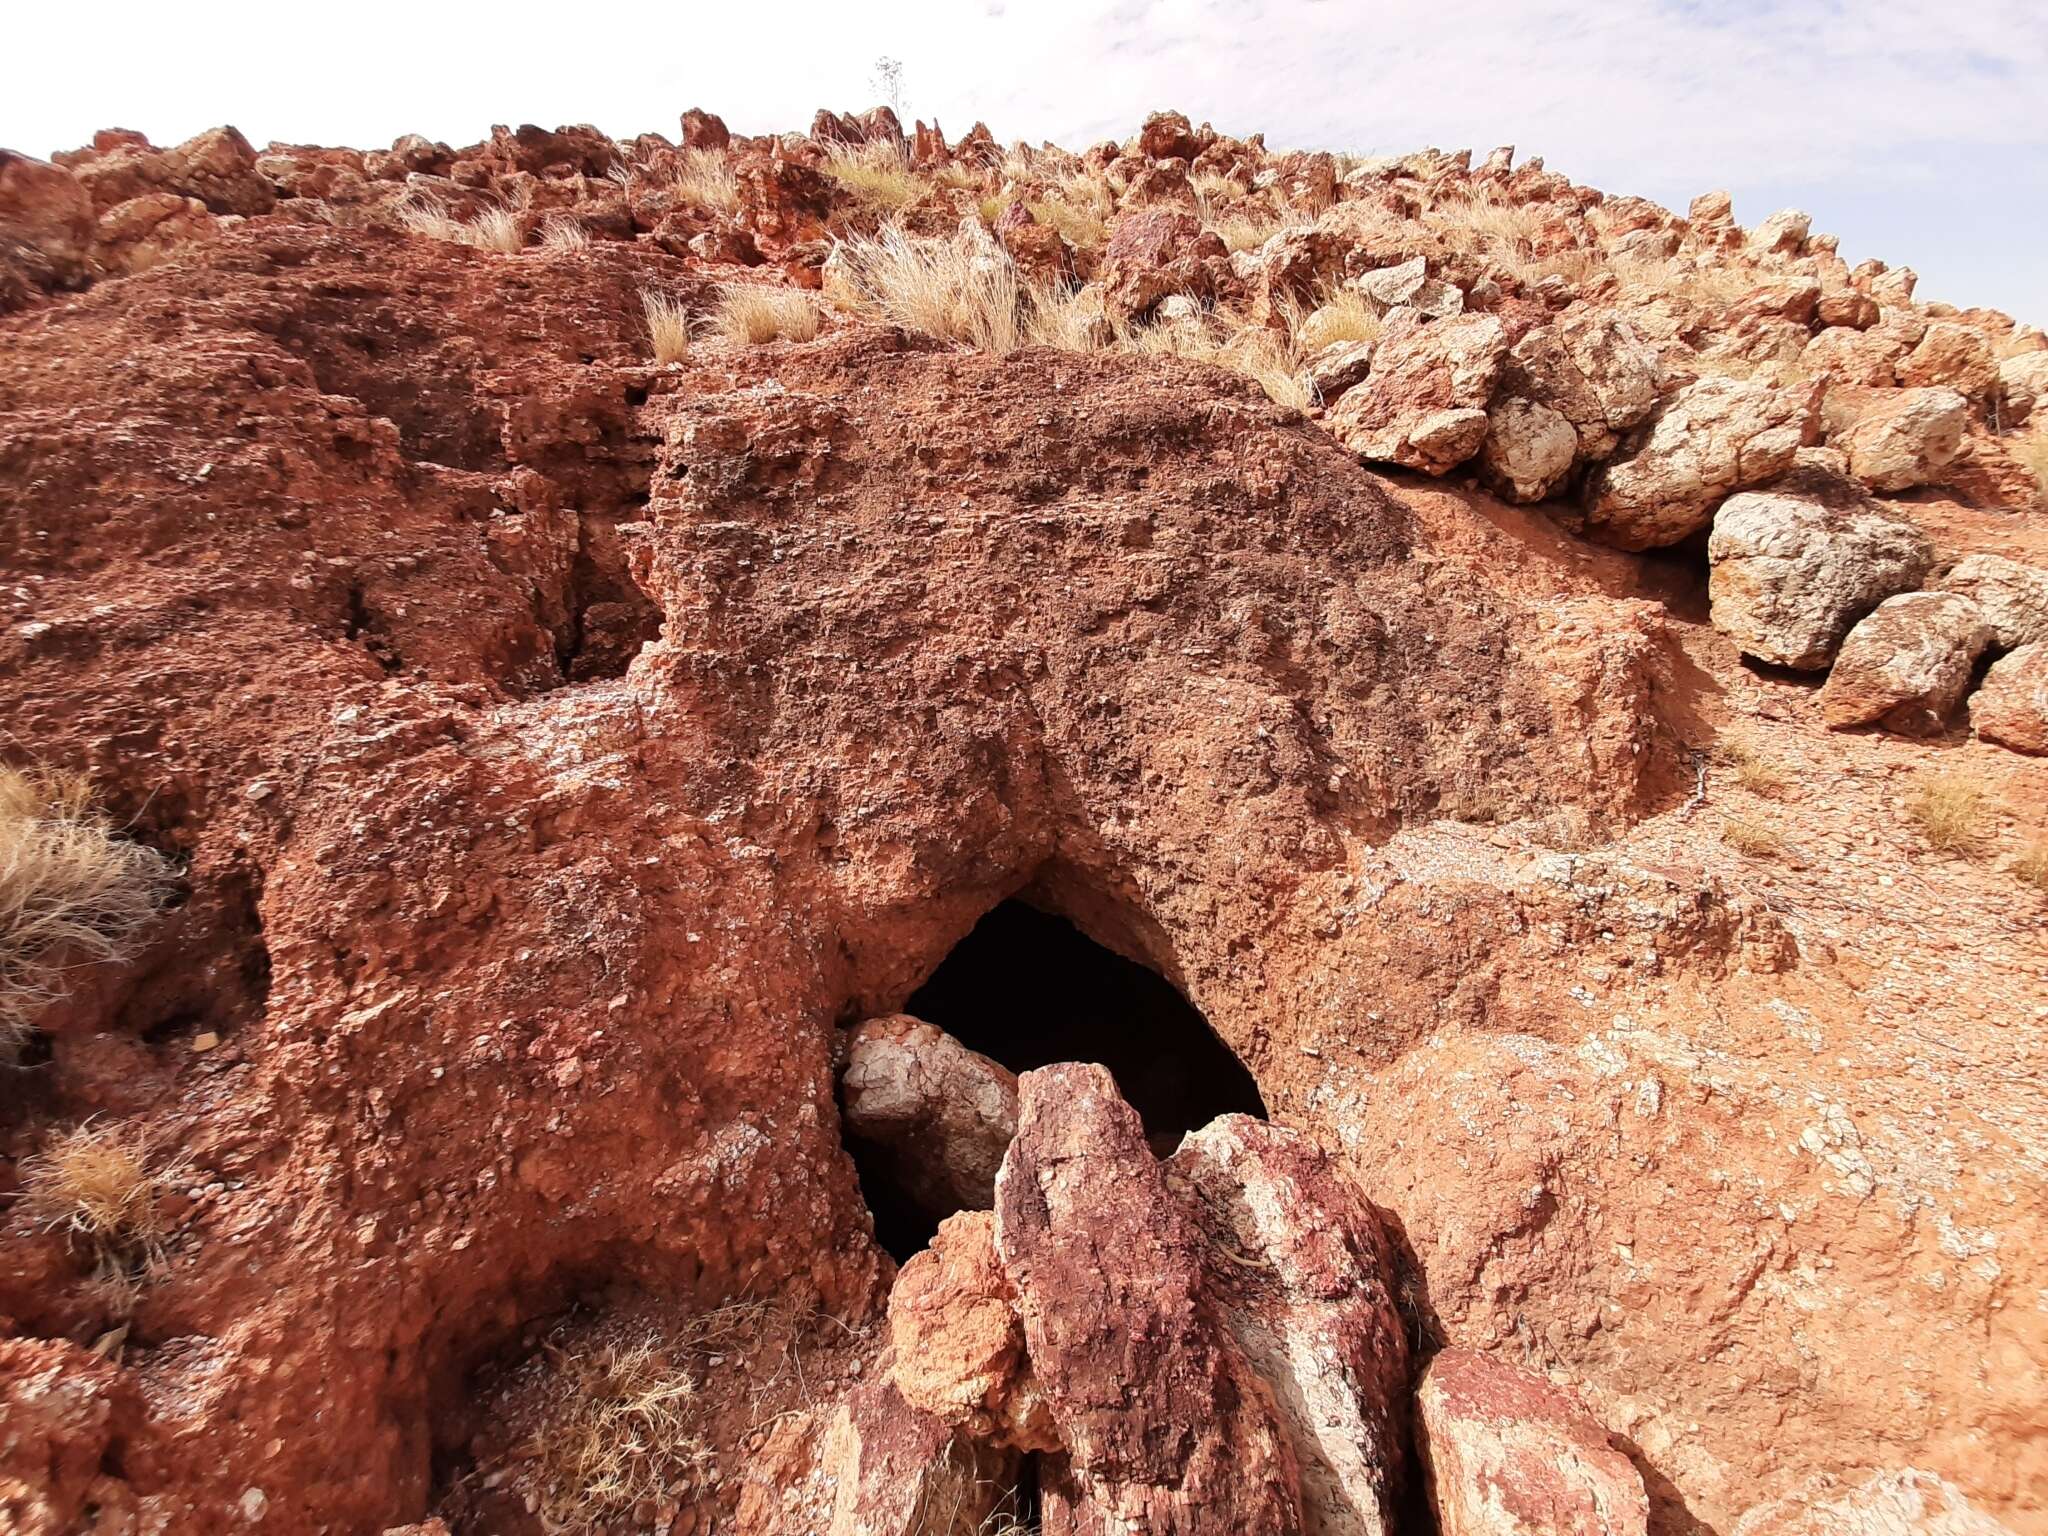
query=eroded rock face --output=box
[1482,395,1581,502]
[1501,309,1661,463]
[1820,592,1995,734]
[1971,643,2048,754]
[1416,1348,1649,1536]
[841,1014,1018,1220]
[821,1378,1014,1536]
[1707,488,1933,669]
[1100,208,1228,319]
[1734,1470,2019,1536]
[1583,375,1822,549]
[0,151,95,307]
[1324,313,1508,473]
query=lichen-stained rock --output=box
[887,1210,1057,1449]
[1416,1348,1649,1536]
[1707,488,1933,669]
[1324,313,1508,473]
[1820,592,1995,734]
[1938,554,2048,651]
[1733,1469,2019,1536]
[1481,395,1580,502]
[1582,375,1822,549]
[1971,643,2048,754]
[1500,310,1660,463]
[994,1063,1304,1536]
[1837,387,1969,492]
[1172,1117,1412,1536]
[1100,207,1229,319]
[0,150,95,307]
[821,1378,1014,1536]
[841,1014,1019,1220]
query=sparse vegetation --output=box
[2,766,175,1062]
[669,147,739,213]
[1206,207,1298,256]
[1024,194,1112,251]
[1720,815,1785,859]
[2010,432,2048,498]
[821,141,922,212]
[536,217,591,255]
[1907,771,1989,855]
[829,226,1024,352]
[2014,837,2048,891]
[1128,314,1313,411]
[1291,286,1384,351]
[714,284,821,346]
[642,290,692,364]
[528,1328,711,1530]
[20,1119,185,1299]
[396,200,524,253]
[1717,738,1789,797]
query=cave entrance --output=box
[848,898,1268,1261]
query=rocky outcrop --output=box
[1820,592,1995,734]
[841,1014,1018,1221]
[821,1379,1013,1536]
[1971,643,2048,754]
[1895,321,2001,404]
[1416,1348,1649,1536]
[1707,487,1932,669]
[1500,310,1661,464]
[1837,388,1968,492]
[1481,395,1580,502]
[1100,209,1228,320]
[0,151,95,308]
[1582,376,1822,549]
[1325,313,1509,473]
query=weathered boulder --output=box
[1804,325,1909,388]
[1970,643,2048,754]
[841,1014,1018,1221]
[994,1063,1304,1536]
[0,150,96,307]
[885,1210,1055,1449]
[821,1378,1013,1536]
[1748,208,1811,256]
[1582,375,1822,549]
[679,108,731,151]
[1138,109,1201,162]
[1481,396,1580,503]
[1837,388,1969,492]
[1938,553,2048,650]
[1172,1116,1413,1536]
[1820,592,1994,734]
[70,126,275,217]
[1324,313,1508,474]
[1707,488,1933,669]
[1306,339,1376,402]
[1997,351,2048,423]
[1734,1469,2018,1536]
[1100,208,1228,320]
[1360,255,1464,318]
[1501,309,1661,462]
[1416,1347,1649,1536]
[1896,321,2000,404]
[93,192,220,276]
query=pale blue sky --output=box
[10,0,2045,320]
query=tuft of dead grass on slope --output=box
[529,1328,711,1530]
[669,147,739,213]
[821,141,922,212]
[714,285,821,346]
[2,766,176,1061]
[2013,837,2048,892]
[536,217,591,255]
[396,200,523,253]
[1907,770,1988,856]
[20,1118,188,1307]
[829,226,1025,352]
[641,291,692,364]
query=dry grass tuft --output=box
[1025,196,1111,251]
[1428,188,1548,258]
[2013,837,2048,891]
[822,141,923,211]
[714,284,821,346]
[1291,286,1383,351]
[396,200,523,253]
[829,226,1025,352]
[530,1329,711,1529]
[1907,771,1988,855]
[670,147,739,213]
[1207,207,1300,256]
[641,291,692,365]
[1717,739,1789,797]
[1720,816,1785,859]
[1127,315,1312,411]
[20,1118,186,1301]
[536,217,591,255]
[3,767,175,1061]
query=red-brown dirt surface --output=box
[2,112,2045,1536]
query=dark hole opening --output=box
[847,898,1267,1262]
